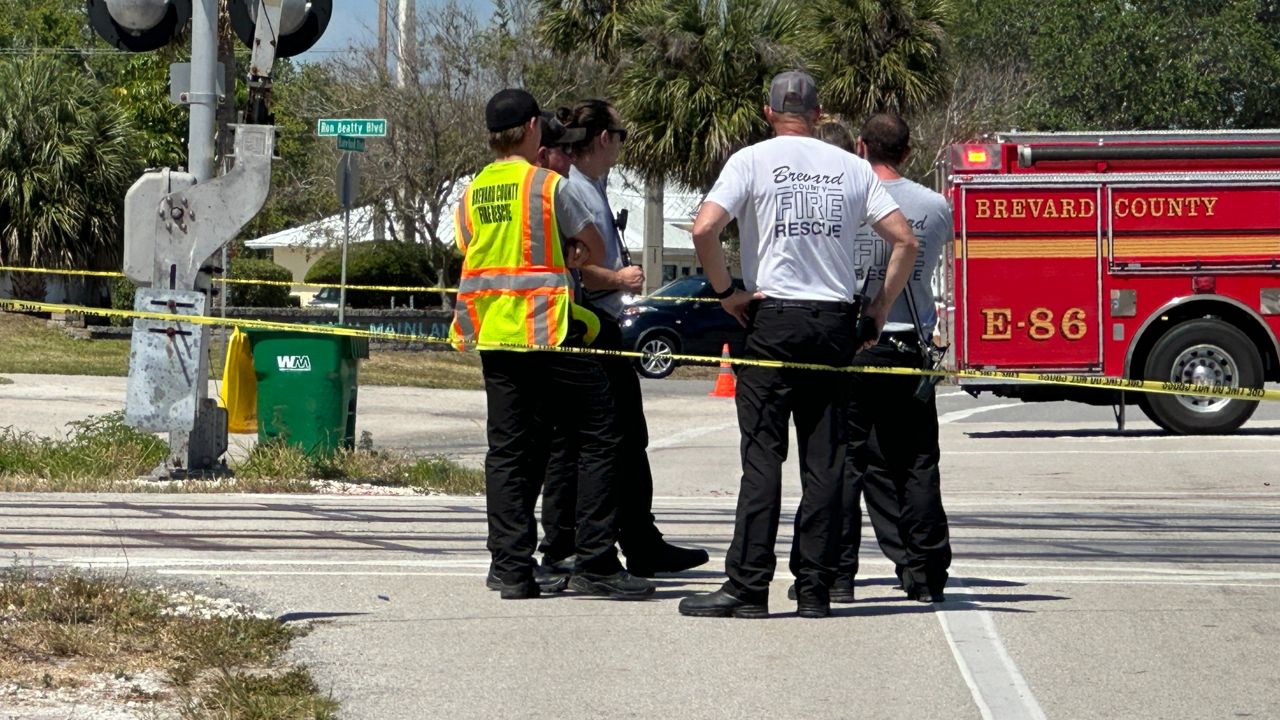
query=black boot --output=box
[787,576,855,604]
[678,586,768,619]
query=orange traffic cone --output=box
[709,343,736,398]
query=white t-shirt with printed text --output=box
[853,177,951,334]
[703,136,899,303]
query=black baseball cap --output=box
[538,111,586,149]
[485,89,541,132]
[769,70,819,113]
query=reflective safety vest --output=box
[450,159,585,351]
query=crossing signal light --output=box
[87,0,192,52]
[228,0,333,59]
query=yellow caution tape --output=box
[0,265,725,301]
[3,298,1277,404]
[0,265,124,279]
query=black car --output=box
[619,275,746,379]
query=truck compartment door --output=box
[1109,186,1280,270]
[958,187,1103,370]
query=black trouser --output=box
[539,316,662,560]
[725,300,857,601]
[481,349,624,583]
[842,337,951,594]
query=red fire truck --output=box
[946,131,1280,434]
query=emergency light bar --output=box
[1019,142,1280,167]
[951,143,1001,172]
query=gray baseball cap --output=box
[769,70,819,113]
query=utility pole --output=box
[643,178,665,294]
[377,0,388,74]
[395,0,416,87]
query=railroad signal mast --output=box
[945,131,1280,434]
[88,0,330,475]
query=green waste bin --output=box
[244,329,369,457]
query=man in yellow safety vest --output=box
[452,88,655,601]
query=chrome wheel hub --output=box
[1171,343,1236,413]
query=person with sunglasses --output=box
[537,99,710,582]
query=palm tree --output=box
[0,55,136,299]
[537,0,635,65]
[803,0,953,119]
[612,0,807,191]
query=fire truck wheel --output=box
[1139,319,1262,435]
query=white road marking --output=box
[936,584,1049,720]
[157,569,487,577]
[650,421,740,450]
[53,556,1280,586]
[949,449,1280,455]
[938,402,1024,424]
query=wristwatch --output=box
[713,283,736,300]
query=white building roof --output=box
[244,204,384,250]
[244,168,702,252]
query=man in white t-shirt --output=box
[679,71,919,619]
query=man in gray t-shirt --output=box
[841,114,953,604]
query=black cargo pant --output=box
[724,299,857,601]
[841,336,951,595]
[481,349,625,583]
[538,316,662,560]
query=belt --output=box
[755,298,858,313]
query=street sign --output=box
[317,118,387,137]
[336,153,360,209]
[336,135,365,152]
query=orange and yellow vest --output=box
[450,159,592,351]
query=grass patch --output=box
[0,566,338,719]
[0,411,167,488]
[0,412,483,494]
[0,311,129,376]
[360,349,483,389]
[236,442,484,494]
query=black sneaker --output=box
[678,588,768,619]
[625,542,710,577]
[485,572,541,600]
[568,570,655,600]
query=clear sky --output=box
[300,0,494,62]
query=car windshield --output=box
[651,277,710,302]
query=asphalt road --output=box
[1,373,1279,719]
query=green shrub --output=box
[227,258,293,308]
[304,241,442,308]
[108,277,136,327]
